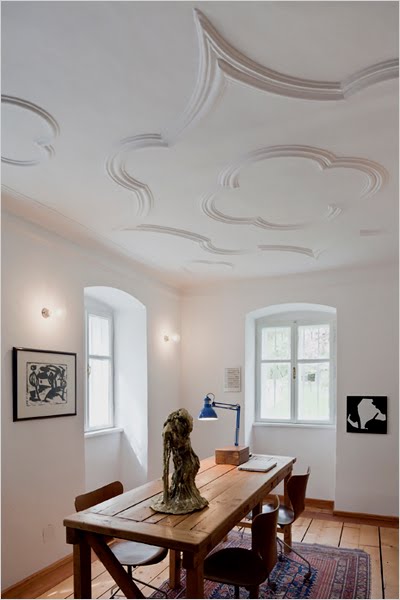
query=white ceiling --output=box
[2,1,399,289]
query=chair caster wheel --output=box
[278,554,284,561]
[304,572,311,582]
[269,582,277,591]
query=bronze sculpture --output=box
[151,408,208,514]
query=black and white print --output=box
[346,396,387,434]
[26,362,68,405]
[13,347,76,421]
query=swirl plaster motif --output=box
[105,134,168,218]
[127,224,318,259]
[184,260,234,273]
[1,95,60,166]
[166,10,399,141]
[258,245,320,259]
[200,145,387,231]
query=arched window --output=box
[254,305,336,425]
[85,297,115,431]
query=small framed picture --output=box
[346,396,387,434]
[13,347,77,421]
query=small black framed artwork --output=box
[346,396,387,434]
[13,347,77,422]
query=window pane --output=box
[88,358,112,428]
[298,324,329,359]
[261,327,291,360]
[298,363,330,421]
[88,314,110,356]
[260,363,291,419]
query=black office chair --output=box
[75,481,168,598]
[204,495,280,599]
[263,467,312,581]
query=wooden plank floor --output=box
[34,510,398,599]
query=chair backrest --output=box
[287,467,310,521]
[75,480,124,512]
[251,495,279,574]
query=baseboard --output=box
[333,510,399,527]
[305,497,334,510]
[1,552,73,599]
[272,494,334,511]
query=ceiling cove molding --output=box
[165,9,399,141]
[184,260,234,272]
[258,245,320,259]
[218,145,388,199]
[105,134,168,218]
[1,95,60,166]
[201,190,342,231]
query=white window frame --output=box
[255,313,336,426]
[85,304,115,432]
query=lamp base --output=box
[215,445,250,466]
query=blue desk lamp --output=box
[198,393,241,447]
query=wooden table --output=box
[64,454,296,599]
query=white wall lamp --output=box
[164,333,181,343]
[41,307,63,319]
[41,307,52,319]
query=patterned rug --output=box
[150,531,370,598]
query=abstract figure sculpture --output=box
[151,408,208,514]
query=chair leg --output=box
[234,584,240,598]
[277,537,312,581]
[248,585,259,598]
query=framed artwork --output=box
[346,396,387,434]
[13,347,77,421]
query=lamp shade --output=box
[198,395,218,420]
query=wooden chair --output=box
[203,495,279,599]
[75,481,168,598]
[263,467,312,581]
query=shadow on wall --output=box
[84,286,148,491]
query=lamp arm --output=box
[210,401,241,447]
[212,401,240,411]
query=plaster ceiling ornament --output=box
[105,9,396,209]
[105,134,169,218]
[201,145,388,231]
[258,245,320,259]
[165,9,399,142]
[1,95,60,166]
[184,260,234,274]
[129,224,319,260]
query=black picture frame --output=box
[346,396,387,434]
[13,347,77,422]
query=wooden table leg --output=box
[183,552,204,599]
[72,532,92,599]
[169,549,181,589]
[252,501,262,520]
[283,471,292,553]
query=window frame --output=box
[84,304,115,433]
[255,313,336,426]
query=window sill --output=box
[84,427,123,438]
[253,422,336,430]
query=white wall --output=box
[1,212,181,590]
[181,263,398,515]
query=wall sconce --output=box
[164,333,181,343]
[41,307,63,319]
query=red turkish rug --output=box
[150,531,370,598]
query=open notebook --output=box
[238,454,277,472]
